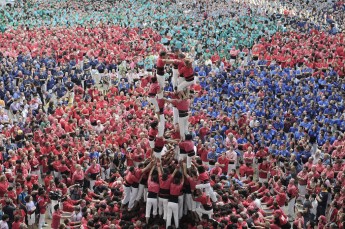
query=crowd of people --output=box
[0,0,344,229]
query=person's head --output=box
[1,214,9,222]
[173,171,183,184]
[159,51,167,58]
[151,76,158,83]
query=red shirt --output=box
[148,82,160,96]
[159,175,172,191]
[176,99,190,111]
[51,210,61,229]
[179,140,194,154]
[147,179,160,193]
[258,163,269,179]
[12,222,21,229]
[180,66,194,79]
[287,184,298,198]
[170,182,183,196]
[217,157,230,174]
[38,196,48,214]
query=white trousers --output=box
[38,213,45,229]
[101,167,110,180]
[158,197,169,220]
[172,69,179,88]
[27,212,35,226]
[147,97,159,112]
[258,177,268,183]
[228,163,236,175]
[177,79,194,92]
[178,116,189,140]
[128,187,139,209]
[153,152,162,160]
[173,107,179,125]
[149,140,154,149]
[136,184,147,202]
[157,75,165,99]
[195,207,213,219]
[187,154,193,168]
[178,153,187,162]
[195,183,217,202]
[158,114,165,137]
[166,202,179,229]
[122,185,131,205]
[146,197,158,218]
[53,171,60,179]
[288,197,296,217]
[178,195,184,219]
[174,146,179,160]
[50,200,59,216]
[184,193,195,214]
[90,179,96,190]
[298,184,306,198]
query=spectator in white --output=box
[70,206,82,224]
[9,99,21,118]
[0,109,9,131]
[25,195,36,229]
[243,146,255,165]
[94,120,105,134]
[225,145,237,175]
[0,214,9,229]
[29,95,41,112]
[225,133,238,149]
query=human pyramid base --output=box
[0,0,344,229]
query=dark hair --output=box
[151,77,158,83]
[173,171,183,184]
[159,51,167,57]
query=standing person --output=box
[171,51,185,88]
[297,166,308,199]
[258,158,270,183]
[157,161,177,222]
[128,162,152,211]
[148,121,159,149]
[0,215,9,229]
[17,186,28,225]
[226,145,237,175]
[166,169,184,229]
[316,184,329,223]
[51,205,72,229]
[37,190,48,229]
[3,200,16,228]
[176,92,191,140]
[121,167,139,210]
[147,76,161,118]
[286,179,298,219]
[178,133,195,166]
[156,51,174,99]
[176,58,195,95]
[85,159,101,190]
[24,196,35,229]
[145,166,159,223]
[302,194,313,227]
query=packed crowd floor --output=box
[0,0,344,229]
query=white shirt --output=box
[311,199,318,215]
[71,211,82,222]
[26,201,36,211]
[0,221,8,229]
